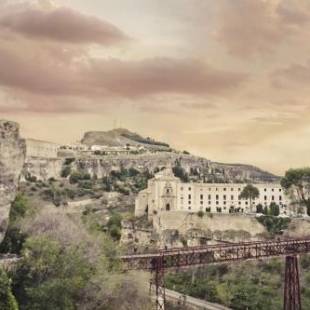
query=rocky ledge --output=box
[0,120,25,242]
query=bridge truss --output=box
[121,239,310,310]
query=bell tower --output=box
[161,181,175,211]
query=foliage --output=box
[281,168,310,215]
[106,213,122,241]
[69,171,91,184]
[269,202,280,216]
[0,268,19,310]
[0,194,30,254]
[197,211,204,218]
[120,132,170,147]
[257,216,290,235]
[12,236,92,310]
[165,259,288,310]
[256,204,264,213]
[61,165,71,178]
[239,184,260,201]
[173,163,189,182]
[10,210,151,310]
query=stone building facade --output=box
[25,139,60,159]
[135,167,292,221]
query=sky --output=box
[1,0,310,175]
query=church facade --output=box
[135,168,292,220]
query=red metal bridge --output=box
[121,238,310,310]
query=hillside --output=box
[81,128,170,149]
[80,128,279,182]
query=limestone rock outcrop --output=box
[0,120,26,242]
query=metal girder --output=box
[284,255,301,310]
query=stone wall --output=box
[25,138,60,159]
[23,157,63,181]
[0,120,26,242]
[153,211,267,247]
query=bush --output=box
[197,211,204,218]
[0,269,18,310]
[61,165,71,178]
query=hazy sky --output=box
[1,0,310,174]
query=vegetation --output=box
[256,216,290,236]
[165,256,310,310]
[1,195,151,310]
[239,184,259,212]
[0,269,18,310]
[173,162,189,182]
[121,132,170,148]
[281,168,310,215]
[0,194,32,254]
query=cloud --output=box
[272,61,310,86]
[0,5,128,45]
[215,0,310,57]
[87,58,247,97]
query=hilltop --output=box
[81,128,170,150]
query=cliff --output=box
[0,120,26,242]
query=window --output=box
[200,201,203,205]
[216,194,219,200]
[272,188,274,192]
[245,201,248,205]
[208,194,211,200]
[189,201,191,204]
[223,195,226,200]
[238,188,241,191]
[200,194,203,200]
[188,194,191,199]
[231,188,234,191]
[279,196,282,201]
[264,188,267,192]
[166,189,170,194]
[188,187,191,191]
[166,203,170,211]
[231,195,234,200]
[238,201,241,205]
[279,188,282,192]
[208,201,211,205]
[216,201,219,205]
[216,188,218,191]
[272,195,275,201]
[224,188,227,191]
[224,201,226,205]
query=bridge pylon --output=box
[284,255,301,310]
[150,254,165,310]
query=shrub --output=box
[61,166,71,178]
[197,211,204,218]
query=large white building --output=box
[135,167,293,220]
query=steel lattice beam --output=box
[121,238,310,310]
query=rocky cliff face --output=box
[0,120,26,242]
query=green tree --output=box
[0,269,18,310]
[239,184,260,213]
[281,168,310,215]
[12,236,92,310]
[0,194,29,254]
[269,202,280,216]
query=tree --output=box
[239,184,260,213]
[281,168,310,215]
[256,204,264,214]
[0,269,18,310]
[269,202,280,216]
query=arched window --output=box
[166,203,170,211]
